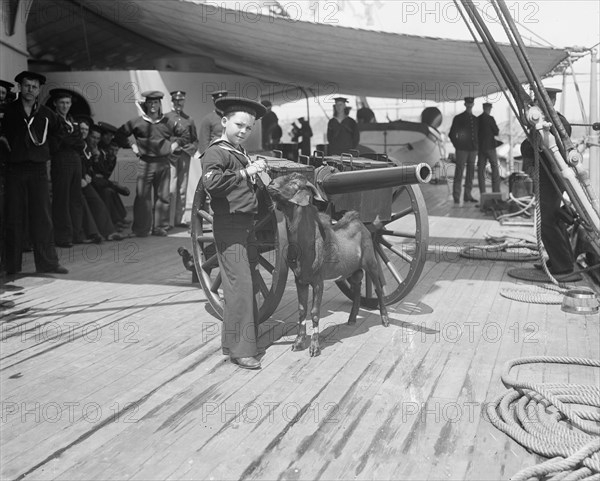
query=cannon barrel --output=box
[316,163,432,195]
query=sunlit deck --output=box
[1,176,598,481]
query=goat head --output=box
[267,173,325,207]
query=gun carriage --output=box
[190,152,432,322]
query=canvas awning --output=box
[25,0,568,101]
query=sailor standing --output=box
[449,96,479,204]
[1,71,68,275]
[327,97,359,155]
[165,90,199,228]
[198,90,228,154]
[477,102,501,194]
[520,87,576,276]
[201,96,268,370]
[49,88,86,247]
[115,90,188,237]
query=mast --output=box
[589,48,599,195]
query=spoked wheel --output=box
[336,184,429,308]
[190,181,288,323]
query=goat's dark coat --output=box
[268,173,389,356]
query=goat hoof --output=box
[292,341,304,351]
[309,345,321,357]
[382,317,390,327]
[347,319,356,326]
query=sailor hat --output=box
[170,90,186,100]
[215,96,267,119]
[141,90,164,100]
[74,115,94,127]
[49,88,76,99]
[97,121,118,134]
[14,71,47,85]
[0,80,14,91]
[211,90,229,100]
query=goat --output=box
[267,173,389,357]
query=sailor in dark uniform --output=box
[449,96,479,204]
[201,96,268,370]
[93,122,129,227]
[327,97,359,155]
[49,88,86,247]
[198,90,228,154]
[520,87,575,276]
[115,90,188,237]
[0,79,14,105]
[1,71,68,275]
[0,79,14,271]
[165,90,199,228]
[477,102,501,194]
[82,124,123,242]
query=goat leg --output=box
[292,281,309,351]
[375,283,390,327]
[309,281,324,357]
[347,270,363,325]
[366,265,390,327]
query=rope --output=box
[460,242,539,261]
[487,357,600,480]
[459,217,540,262]
[499,284,565,304]
[496,194,535,222]
[531,133,569,289]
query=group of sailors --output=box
[0,72,135,275]
[448,96,501,204]
[0,71,215,275]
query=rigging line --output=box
[79,3,92,67]
[489,1,538,105]
[485,1,538,131]
[566,56,590,131]
[515,20,556,49]
[460,1,528,117]
[453,1,523,127]
[497,0,574,156]
[492,0,563,156]
[463,0,527,99]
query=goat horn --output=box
[306,181,326,202]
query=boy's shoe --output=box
[151,228,168,237]
[36,265,69,274]
[230,356,261,370]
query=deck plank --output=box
[1,181,598,481]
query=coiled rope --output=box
[460,241,540,262]
[487,357,600,480]
[497,193,535,223]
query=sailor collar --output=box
[18,99,42,119]
[213,139,252,164]
[140,112,165,124]
[19,100,49,146]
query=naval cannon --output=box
[190,153,432,322]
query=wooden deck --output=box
[1,178,599,481]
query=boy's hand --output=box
[253,158,267,172]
